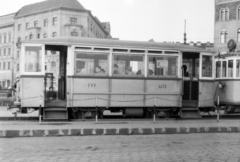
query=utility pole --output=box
[184,19,187,44]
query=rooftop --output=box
[15,0,87,18]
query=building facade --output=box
[214,0,240,54]
[0,0,111,88]
[0,13,15,89]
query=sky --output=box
[0,0,215,43]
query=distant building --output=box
[214,0,240,54]
[186,41,214,51]
[0,13,14,88]
[0,0,112,88]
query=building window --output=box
[8,62,10,70]
[52,32,57,37]
[17,64,19,71]
[18,24,21,31]
[8,33,11,42]
[225,9,229,20]
[70,17,77,24]
[43,33,47,38]
[26,23,29,30]
[0,48,1,56]
[34,21,38,27]
[51,61,56,71]
[71,32,78,37]
[0,35,2,43]
[8,48,11,55]
[238,29,240,42]
[3,62,5,70]
[0,62,1,70]
[4,48,6,55]
[221,9,225,20]
[238,6,240,19]
[44,19,48,27]
[220,31,227,43]
[53,17,57,26]
[17,50,20,58]
[4,34,6,43]
[29,34,33,40]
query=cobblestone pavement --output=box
[0,133,240,162]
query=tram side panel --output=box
[145,79,182,107]
[21,76,44,108]
[68,77,109,107]
[198,81,215,108]
[215,80,240,106]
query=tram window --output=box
[148,56,178,77]
[202,56,212,77]
[75,52,108,75]
[228,60,233,77]
[113,54,144,76]
[24,46,42,72]
[222,61,226,77]
[236,60,240,77]
[216,61,221,78]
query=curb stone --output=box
[0,126,240,138]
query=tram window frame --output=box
[21,44,45,76]
[148,55,178,77]
[112,53,144,77]
[216,61,221,78]
[236,59,240,78]
[227,60,233,78]
[201,55,213,78]
[74,52,109,76]
[222,61,227,78]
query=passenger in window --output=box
[148,69,154,75]
[136,70,142,75]
[95,66,105,74]
[182,65,189,77]
[113,64,120,74]
[126,66,135,75]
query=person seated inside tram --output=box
[126,66,135,75]
[136,70,142,75]
[95,66,105,74]
[113,64,120,74]
[148,69,154,75]
[182,65,189,77]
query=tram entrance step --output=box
[179,108,202,119]
[43,108,68,120]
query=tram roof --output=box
[22,37,215,53]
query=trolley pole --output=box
[95,97,98,123]
[153,97,156,123]
[39,105,42,125]
[217,92,220,122]
[39,95,42,125]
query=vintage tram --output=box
[11,37,216,120]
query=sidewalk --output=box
[1,106,240,138]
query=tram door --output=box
[182,52,200,107]
[45,45,67,102]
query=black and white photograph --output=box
[0,0,240,161]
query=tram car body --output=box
[13,37,215,120]
[215,54,240,113]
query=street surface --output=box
[0,133,240,162]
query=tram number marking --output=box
[159,84,167,89]
[88,83,96,88]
